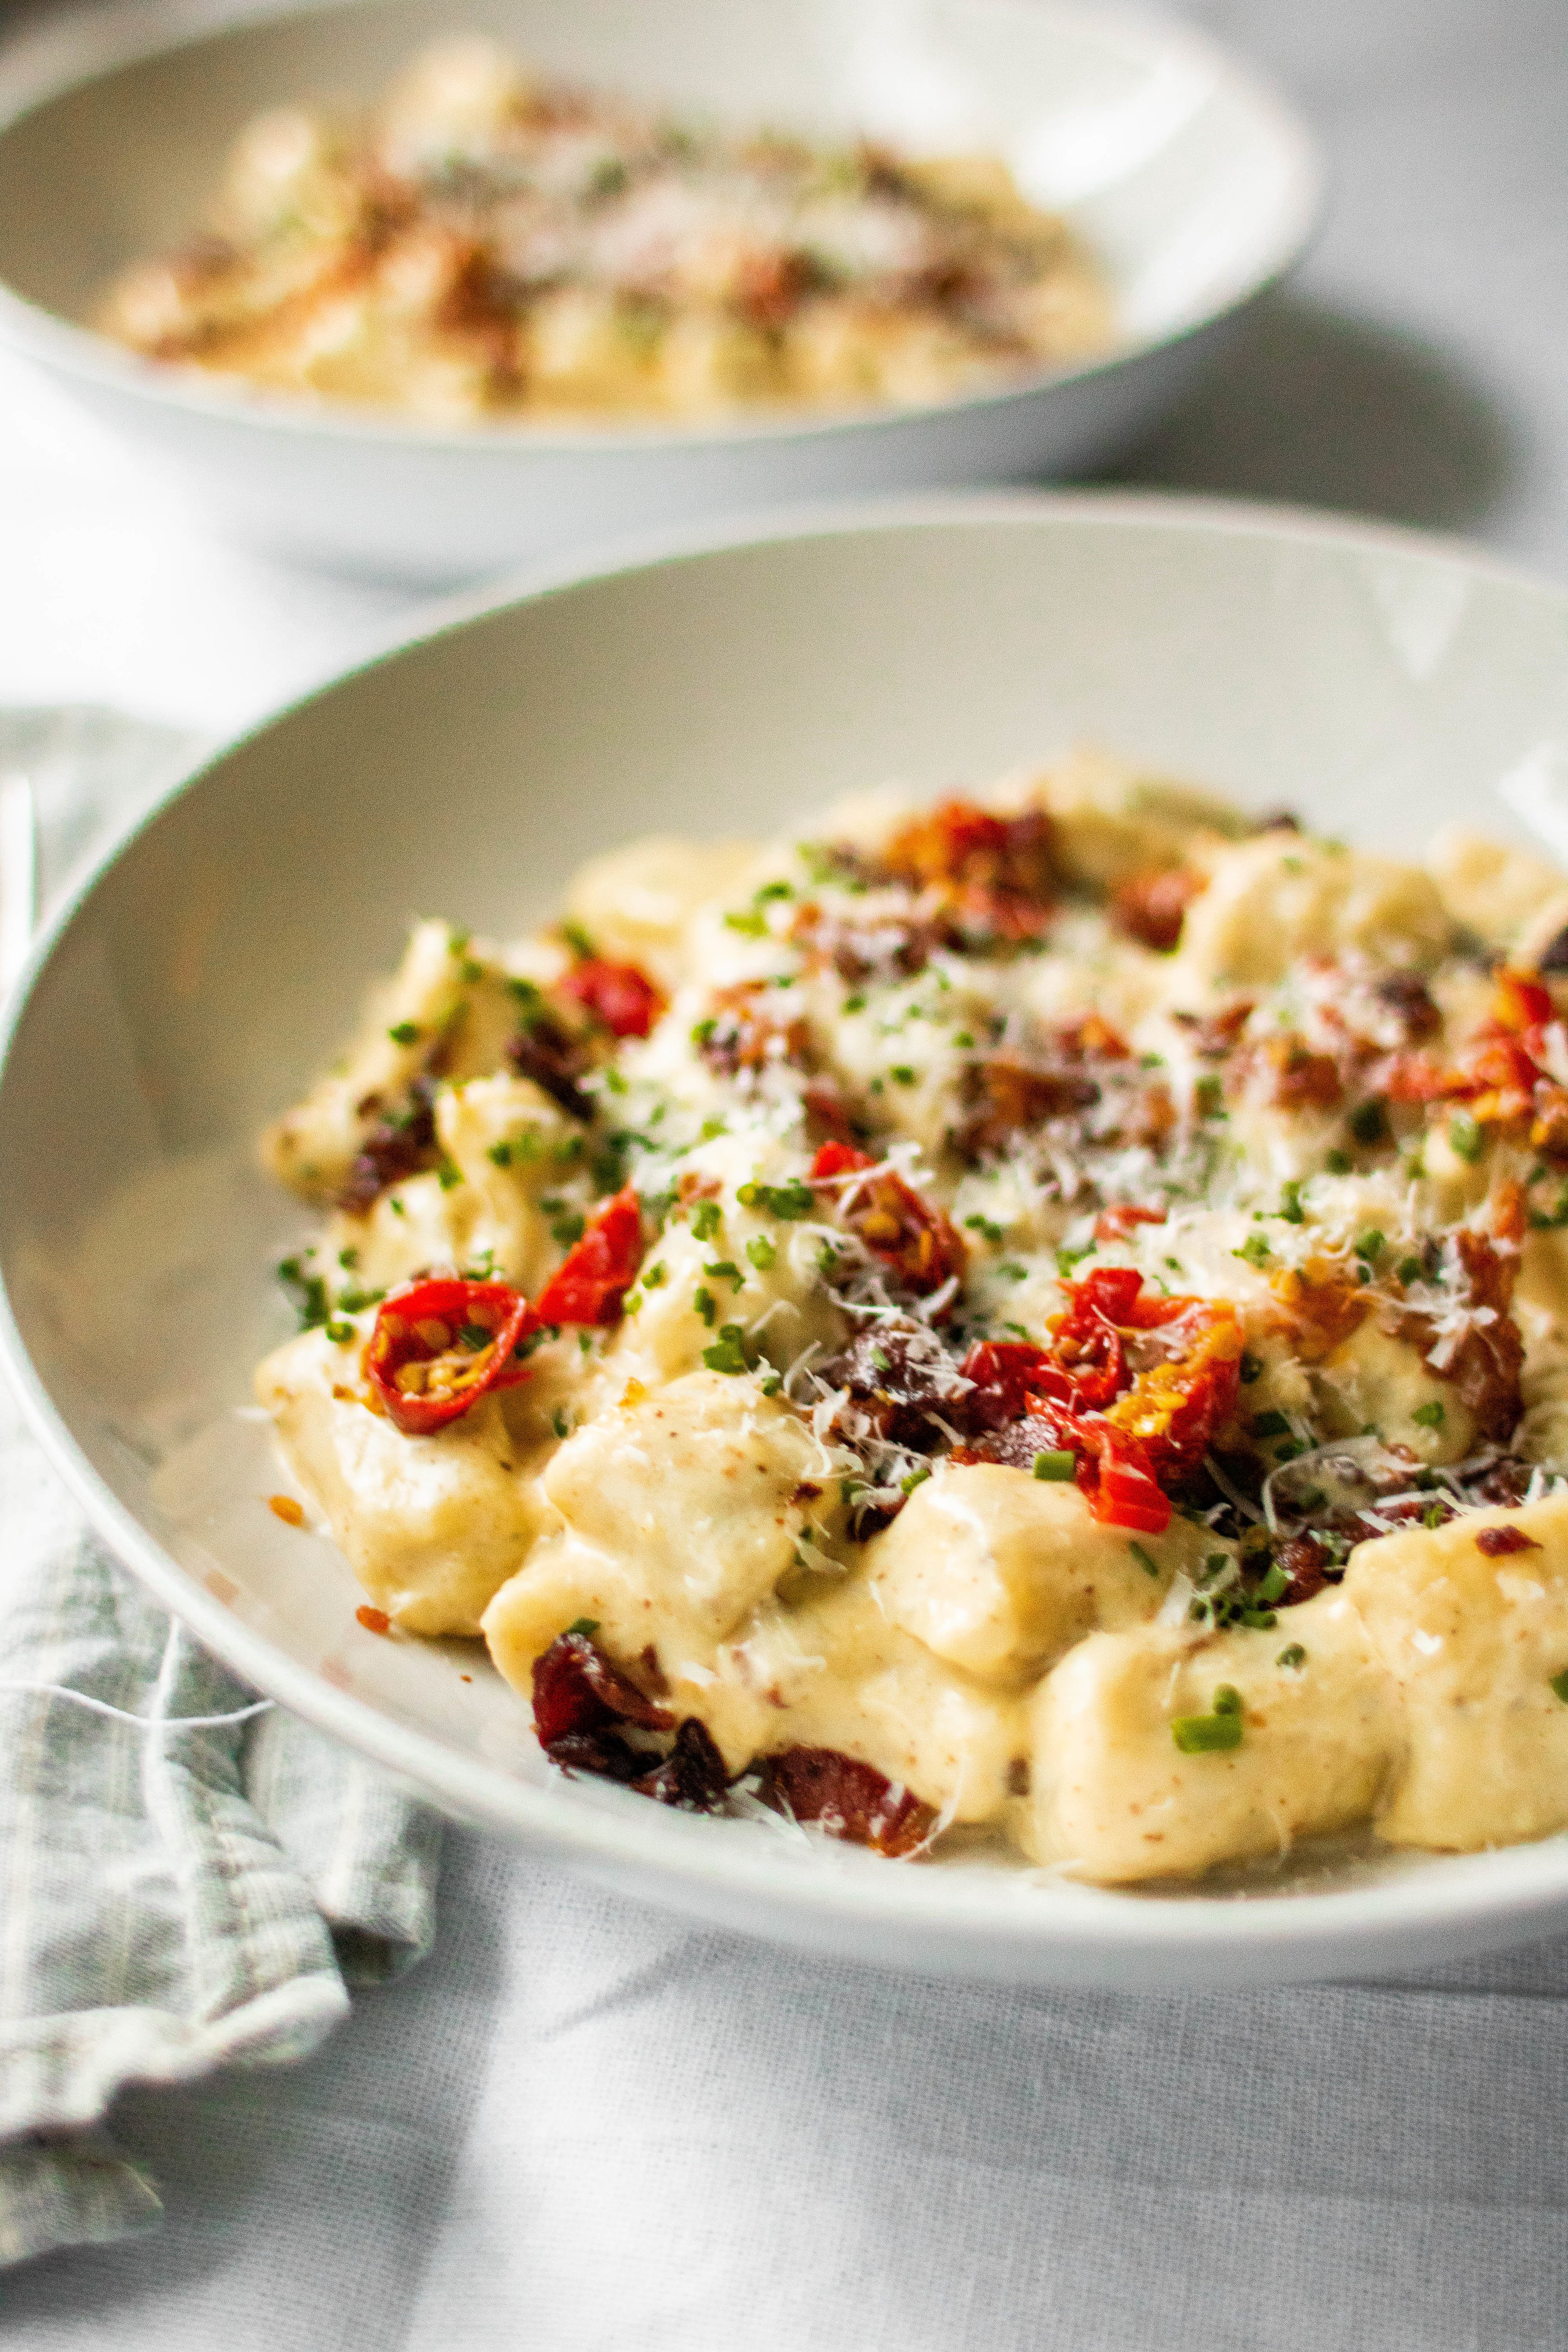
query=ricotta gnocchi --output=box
[100,36,1112,424]
[257,755,1568,1881]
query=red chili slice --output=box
[366,1278,535,1436]
[533,1186,645,1326]
[559,956,665,1040]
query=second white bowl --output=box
[0,0,1320,580]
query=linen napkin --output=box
[0,707,442,2269]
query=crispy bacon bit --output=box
[811,1143,966,1301]
[883,800,1058,943]
[1394,1216,1525,1444]
[758,1745,936,1856]
[817,1320,974,1455]
[337,1075,439,1212]
[356,1604,392,1634]
[534,1186,645,1327]
[1532,1084,1568,1162]
[1272,1534,1333,1604]
[1374,970,1442,1042]
[800,1077,862,1146]
[632,1717,731,1811]
[1111,866,1205,953]
[1242,1032,1345,1112]
[508,1005,596,1121]
[1539,928,1568,975]
[1269,1260,1369,1362]
[559,956,664,1040]
[1475,1523,1542,1557]
[791,900,941,984]
[1172,1000,1256,1061]
[952,1017,1170,1164]
[697,982,813,1078]
[531,1628,673,1783]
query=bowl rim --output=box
[0,0,1323,456]
[9,483,1568,1971]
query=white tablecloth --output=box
[3,1,1567,2341]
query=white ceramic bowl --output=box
[0,0,1320,582]
[9,492,1568,1991]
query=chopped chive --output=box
[746,1235,776,1270]
[1256,1562,1289,1604]
[1129,1541,1162,1579]
[901,1466,932,1496]
[691,1199,723,1240]
[1449,1108,1483,1162]
[1171,1710,1244,1754]
[565,1617,600,1638]
[1355,1228,1385,1262]
[1239,1350,1263,1384]
[702,1325,750,1374]
[641,1261,667,1290]
[694,1287,717,1328]
[1397,1254,1424,1284]
[1233,1232,1273,1269]
[1349,1098,1387,1147]
[388,1022,420,1046]
[1276,1643,1306,1670]
[1412,1399,1446,1429]
[704,1259,745,1291]
[1325,1149,1351,1174]
[1250,1409,1290,1438]
[1550,1669,1568,1704]
[1278,1180,1305,1224]
[1032,1449,1076,1481]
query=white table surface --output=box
[3,2,1568,2343]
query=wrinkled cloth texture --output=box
[0,707,442,2270]
[0,1379,442,2270]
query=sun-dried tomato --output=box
[883,800,1058,943]
[697,982,813,1078]
[365,1278,536,1435]
[1104,1300,1244,1483]
[1070,1418,1173,1534]
[758,1745,936,1856]
[337,1076,439,1212]
[632,1717,731,1810]
[559,955,665,1040]
[1111,866,1205,953]
[534,1186,645,1326]
[1269,1259,1369,1363]
[811,1143,966,1301]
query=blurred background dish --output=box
[0,0,1320,580]
[6,493,1568,1989]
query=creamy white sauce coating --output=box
[257,746,1568,1880]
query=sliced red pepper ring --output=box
[533,1185,646,1327]
[559,955,665,1041]
[366,1278,536,1436]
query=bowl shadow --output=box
[1103,294,1521,541]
